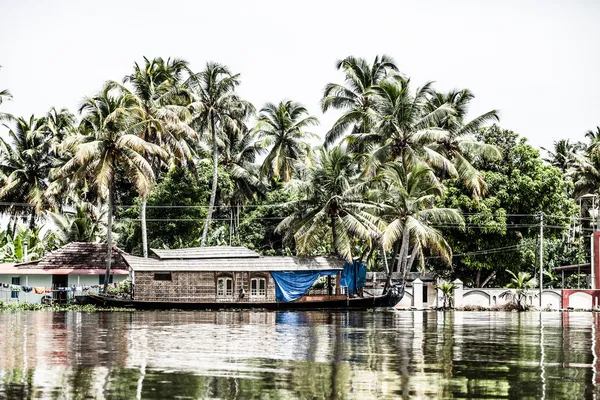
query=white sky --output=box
[0,0,599,150]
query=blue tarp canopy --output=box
[340,260,367,296]
[270,270,338,302]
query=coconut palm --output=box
[48,202,106,243]
[276,146,382,261]
[0,115,54,227]
[186,62,253,246]
[321,55,398,147]
[109,57,197,257]
[255,100,318,182]
[585,126,600,159]
[56,85,167,293]
[221,125,265,237]
[375,162,464,287]
[541,139,581,173]
[428,89,501,199]
[352,75,455,178]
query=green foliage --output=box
[119,163,235,253]
[107,278,132,297]
[437,125,579,287]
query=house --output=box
[0,242,129,303]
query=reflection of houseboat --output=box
[90,246,390,310]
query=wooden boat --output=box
[83,246,399,311]
[87,292,392,310]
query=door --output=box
[52,275,69,304]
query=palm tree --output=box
[56,85,167,293]
[255,100,318,182]
[48,202,106,243]
[276,146,382,261]
[0,115,54,228]
[221,125,265,238]
[321,55,398,147]
[110,57,196,257]
[585,126,600,159]
[186,63,253,246]
[353,75,455,177]
[435,280,457,309]
[500,270,537,311]
[375,162,464,288]
[541,139,580,173]
[428,89,501,199]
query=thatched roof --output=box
[151,246,260,259]
[17,242,129,270]
[126,254,344,272]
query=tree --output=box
[375,162,464,288]
[0,115,54,228]
[541,139,582,173]
[110,57,197,257]
[438,125,578,287]
[353,75,455,178]
[321,55,398,147]
[277,146,381,261]
[427,89,502,200]
[48,202,106,243]
[187,63,253,246]
[500,270,537,311]
[256,101,318,182]
[435,280,456,309]
[57,85,167,293]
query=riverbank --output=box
[0,301,133,312]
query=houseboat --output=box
[89,246,393,310]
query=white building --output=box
[0,242,129,304]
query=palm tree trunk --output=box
[381,245,392,293]
[397,228,410,279]
[103,179,114,295]
[29,211,35,230]
[331,215,337,256]
[404,247,418,282]
[141,196,148,258]
[200,113,218,247]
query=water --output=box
[0,311,598,399]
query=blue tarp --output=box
[270,270,339,302]
[340,261,367,296]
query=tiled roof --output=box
[150,246,261,259]
[16,242,129,270]
[126,254,344,272]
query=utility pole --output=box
[539,212,544,308]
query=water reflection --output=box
[0,311,599,399]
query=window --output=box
[99,275,114,285]
[217,277,233,296]
[154,273,172,281]
[251,278,266,296]
[11,277,20,299]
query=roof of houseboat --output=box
[125,253,344,272]
[150,246,260,259]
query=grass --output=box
[0,301,133,312]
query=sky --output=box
[0,0,599,150]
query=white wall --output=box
[0,274,127,304]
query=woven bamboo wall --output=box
[134,271,277,303]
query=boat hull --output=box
[86,294,390,310]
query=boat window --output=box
[251,278,266,296]
[217,277,233,296]
[154,272,172,281]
